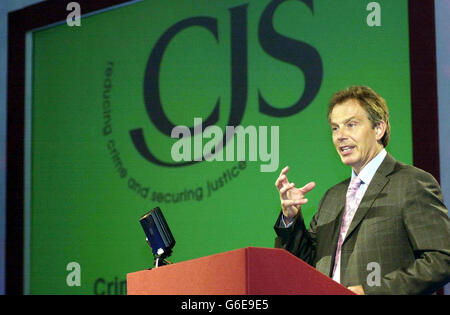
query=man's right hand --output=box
[275,166,316,224]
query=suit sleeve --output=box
[273,190,329,266]
[363,171,450,295]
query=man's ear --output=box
[375,121,386,141]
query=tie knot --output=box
[348,176,362,192]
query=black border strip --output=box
[6,0,441,295]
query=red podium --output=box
[127,247,353,295]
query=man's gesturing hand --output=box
[275,166,316,223]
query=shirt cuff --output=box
[279,215,294,228]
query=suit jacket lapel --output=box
[319,181,348,276]
[343,153,397,244]
[315,179,350,276]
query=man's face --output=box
[329,99,384,174]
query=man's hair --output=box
[327,85,390,147]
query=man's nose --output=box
[335,128,348,141]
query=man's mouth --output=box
[339,145,355,156]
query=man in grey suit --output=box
[274,86,450,294]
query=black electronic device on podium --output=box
[139,207,175,268]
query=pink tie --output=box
[332,176,363,280]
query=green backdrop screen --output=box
[26,0,412,294]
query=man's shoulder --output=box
[377,155,443,201]
[325,154,440,192]
[388,158,439,185]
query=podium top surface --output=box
[127,247,353,295]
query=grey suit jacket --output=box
[274,153,450,294]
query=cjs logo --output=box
[130,0,323,167]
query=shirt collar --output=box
[351,148,387,185]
